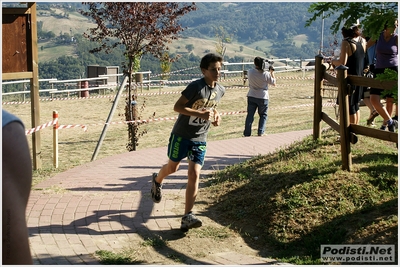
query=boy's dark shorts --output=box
[167,133,207,166]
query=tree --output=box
[80,2,196,151]
[214,26,231,59]
[160,51,172,80]
[185,44,194,53]
[305,2,398,40]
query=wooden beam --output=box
[2,8,32,15]
[347,75,397,91]
[2,72,33,80]
[313,54,324,140]
[29,2,42,169]
[351,124,398,143]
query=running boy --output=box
[151,53,225,232]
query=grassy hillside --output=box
[37,9,292,63]
[39,8,94,36]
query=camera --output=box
[263,59,275,71]
[256,57,274,71]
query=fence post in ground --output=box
[91,75,129,162]
[313,54,324,140]
[53,110,59,168]
[336,65,352,171]
[147,71,151,90]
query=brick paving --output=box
[27,129,312,264]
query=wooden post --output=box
[147,71,150,90]
[336,65,352,171]
[313,54,324,140]
[80,80,89,97]
[53,110,59,168]
[29,3,42,169]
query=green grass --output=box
[198,129,398,264]
[189,225,231,240]
[95,250,143,265]
[141,235,169,248]
[293,34,308,47]
[38,42,77,62]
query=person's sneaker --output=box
[388,120,398,132]
[151,173,162,203]
[367,110,379,126]
[380,125,387,131]
[180,212,202,232]
[392,115,398,121]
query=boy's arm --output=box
[212,109,221,126]
[174,95,214,121]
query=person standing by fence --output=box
[2,109,33,264]
[243,57,276,137]
[331,24,366,125]
[367,19,398,132]
[150,53,225,232]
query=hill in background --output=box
[30,2,340,80]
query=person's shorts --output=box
[167,133,207,166]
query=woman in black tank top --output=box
[331,26,366,124]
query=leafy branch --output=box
[375,69,398,103]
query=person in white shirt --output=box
[243,57,276,136]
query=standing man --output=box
[243,57,276,137]
[151,53,225,232]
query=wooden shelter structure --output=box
[2,2,41,169]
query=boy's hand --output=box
[201,108,215,122]
[212,110,221,126]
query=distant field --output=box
[169,37,266,61]
[39,10,94,35]
[38,42,77,62]
[293,34,308,47]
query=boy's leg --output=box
[151,160,180,203]
[155,159,180,184]
[185,160,202,214]
[180,141,206,231]
[180,160,203,232]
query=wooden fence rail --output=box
[313,54,398,171]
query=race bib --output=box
[188,108,214,126]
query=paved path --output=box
[27,129,312,265]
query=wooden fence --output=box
[313,54,398,171]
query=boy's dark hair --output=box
[200,53,223,69]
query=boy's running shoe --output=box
[180,212,202,232]
[151,173,162,203]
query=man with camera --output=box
[243,56,276,137]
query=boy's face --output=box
[202,61,222,83]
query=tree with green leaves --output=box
[306,2,398,40]
[214,26,231,60]
[185,44,194,53]
[80,2,196,151]
[160,51,172,80]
